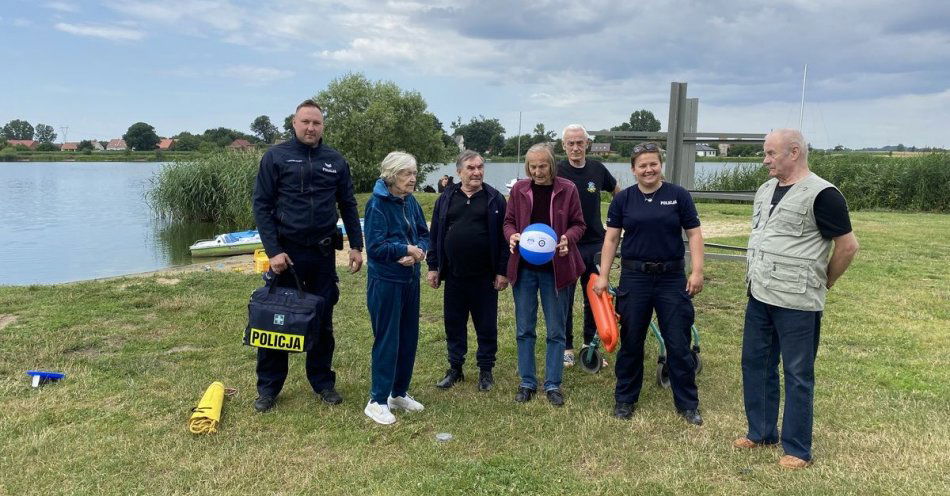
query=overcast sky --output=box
[3,0,948,149]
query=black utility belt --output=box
[280,230,343,255]
[621,258,685,274]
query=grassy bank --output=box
[1,205,947,495]
[0,150,205,162]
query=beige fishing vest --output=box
[746,173,837,311]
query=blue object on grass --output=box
[26,370,66,387]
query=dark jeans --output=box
[614,267,698,410]
[742,296,822,461]
[256,241,339,397]
[564,242,601,349]
[443,273,498,371]
[367,276,420,404]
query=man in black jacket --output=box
[426,150,509,391]
[251,99,364,412]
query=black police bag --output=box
[244,267,325,353]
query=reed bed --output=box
[696,153,950,212]
[147,150,261,225]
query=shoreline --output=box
[60,249,356,285]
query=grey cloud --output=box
[419,0,627,40]
[448,0,950,106]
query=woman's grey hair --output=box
[562,124,590,142]
[523,143,557,179]
[455,149,483,172]
[379,151,417,185]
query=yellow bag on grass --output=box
[188,381,225,435]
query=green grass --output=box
[1,205,948,495]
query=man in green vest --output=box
[734,129,859,469]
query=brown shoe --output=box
[778,455,812,469]
[733,437,759,449]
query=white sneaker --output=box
[387,394,424,412]
[563,350,576,367]
[364,401,396,425]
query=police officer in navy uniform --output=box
[593,143,706,425]
[251,99,364,412]
[557,124,620,367]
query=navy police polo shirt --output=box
[606,182,700,262]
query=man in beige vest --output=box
[734,129,859,469]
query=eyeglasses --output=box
[632,143,661,154]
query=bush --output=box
[0,147,18,162]
[147,150,262,225]
[696,153,950,212]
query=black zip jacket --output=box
[426,181,509,280]
[253,136,363,257]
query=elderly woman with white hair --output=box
[363,151,430,425]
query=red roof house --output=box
[228,139,253,150]
[7,139,37,150]
[157,138,175,150]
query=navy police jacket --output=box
[425,181,509,280]
[252,136,363,257]
[364,178,430,283]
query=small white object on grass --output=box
[435,433,453,442]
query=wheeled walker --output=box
[581,260,703,387]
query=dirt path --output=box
[0,314,17,331]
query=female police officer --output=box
[592,143,706,424]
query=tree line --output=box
[447,109,662,159]
[5,72,670,193]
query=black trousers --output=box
[443,272,498,371]
[613,267,698,410]
[256,240,340,397]
[565,241,601,349]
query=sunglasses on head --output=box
[632,143,661,154]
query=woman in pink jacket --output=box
[504,143,586,407]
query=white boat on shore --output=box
[189,230,262,257]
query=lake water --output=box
[0,162,222,285]
[420,161,752,190]
[0,160,756,285]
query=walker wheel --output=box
[656,361,671,388]
[580,347,604,374]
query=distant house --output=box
[7,139,37,150]
[228,139,253,150]
[157,138,175,150]
[106,139,127,151]
[61,142,79,151]
[590,142,611,156]
[718,144,730,156]
[696,144,717,157]
[90,141,104,151]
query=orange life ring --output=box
[586,273,619,353]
